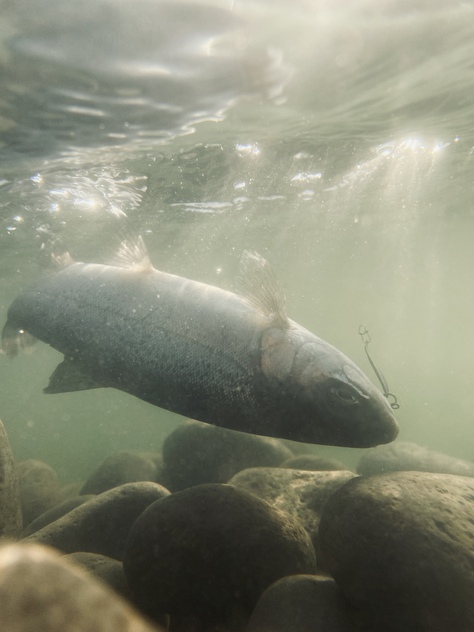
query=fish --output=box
[1,238,398,447]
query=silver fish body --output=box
[1,247,398,447]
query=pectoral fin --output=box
[44,357,104,394]
[236,251,289,328]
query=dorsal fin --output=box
[112,235,153,271]
[51,251,74,269]
[236,251,289,328]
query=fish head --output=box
[289,339,399,447]
[261,329,399,447]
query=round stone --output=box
[319,472,474,631]
[123,483,316,627]
[162,420,292,491]
[247,574,356,632]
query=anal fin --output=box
[44,357,104,394]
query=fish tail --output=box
[1,322,37,358]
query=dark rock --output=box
[61,481,85,498]
[281,439,315,455]
[80,451,162,495]
[247,574,356,632]
[281,454,348,471]
[65,552,131,599]
[123,483,316,628]
[0,418,22,537]
[230,467,355,565]
[357,440,474,477]
[16,459,63,527]
[22,495,95,537]
[23,481,170,560]
[0,542,162,631]
[66,552,169,629]
[161,420,292,491]
[319,472,474,632]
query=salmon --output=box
[1,239,398,447]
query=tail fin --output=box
[1,322,36,358]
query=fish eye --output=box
[329,385,359,405]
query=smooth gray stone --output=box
[247,574,356,632]
[23,481,170,560]
[123,483,316,628]
[0,542,162,631]
[61,481,85,499]
[357,441,474,477]
[280,454,348,471]
[65,552,131,599]
[229,467,356,564]
[80,451,162,495]
[162,420,293,491]
[22,495,94,537]
[16,458,63,527]
[0,418,22,537]
[66,552,169,629]
[319,472,474,632]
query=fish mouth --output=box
[367,414,399,447]
[358,399,399,448]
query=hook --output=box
[359,325,399,410]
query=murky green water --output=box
[1,0,474,481]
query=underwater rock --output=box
[161,420,292,491]
[62,481,86,498]
[247,574,356,632]
[357,440,474,477]
[80,450,162,495]
[280,454,348,471]
[229,467,356,563]
[23,481,170,560]
[16,458,63,527]
[66,552,168,629]
[318,472,474,632]
[0,542,162,631]
[22,495,95,537]
[65,552,131,599]
[123,483,316,628]
[0,418,22,537]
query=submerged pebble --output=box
[80,450,163,495]
[23,481,170,560]
[0,418,22,537]
[8,419,474,631]
[230,466,356,564]
[65,552,131,600]
[319,471,474,632]
[280,454,348,471]
[123,483,316,628]
[247,574,356,632]
[357,440,474,477]
[0,542,162,631]
[21,494,95,537]
[161,420,292,491]
[16,458,63,527]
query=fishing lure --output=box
[359,325,399,410]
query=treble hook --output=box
[359,325,399,410]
